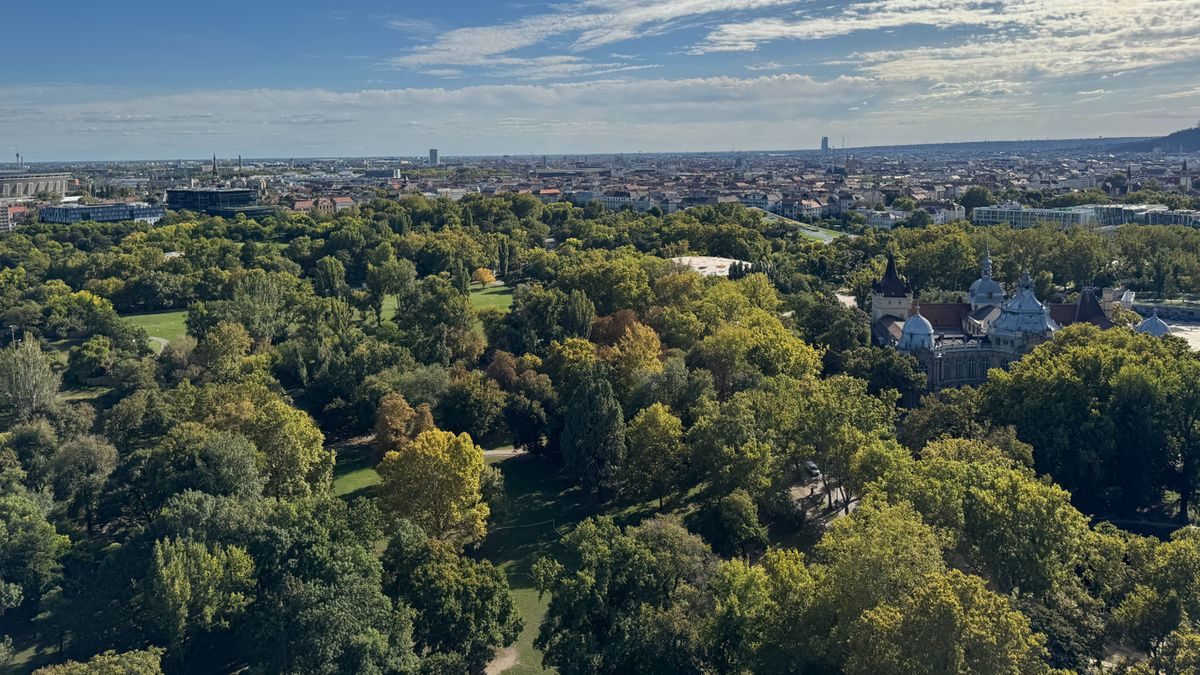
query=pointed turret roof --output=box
[1074,288,1113,328]
[873,253,911,298]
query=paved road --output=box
[483,446,523,460]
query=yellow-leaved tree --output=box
[378,429,489,544]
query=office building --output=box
[821,136,830,153]
[0,171,71,198]
[166,188,257,214]
[429,149,439,166]
[39,202,165,225]
[971,203,1096,227]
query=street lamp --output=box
[7,325,16,344]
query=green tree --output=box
[845,569,1053,675]
[623,403,686,508]
[560,371,626,499]
[365,258,417,322]
[562,289,595,339]
[192,320,251,382]
[377,429,489,544]
[0,490,69,613]
[842,346,926,395]
[50,435,118,532]
[313,255,348,298]
[436,371,506,441]
[0,337,61,422]
[816,501,946,659]
[245,399,332,499]
[33,648,166,675]
[533,516,716,674]
[145,537,254,659]
[66,335,113,385]
[382,523,522,670]
[961,186,997,217]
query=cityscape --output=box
[4,2,1200,674]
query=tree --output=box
[382,523,522,670]
[562,289,595,339]
[845,569,1053,675]
[816,501,947,660]
[33,648,166,675]
[50,435,118,532]
[624,403,686,508]
[66,335,113,385]
[560,371,626,499]
[192,320,251,382]
[533,516,716,674]
[841,346,926,396]
[366,258,417,322]
[394,275,483,365]
[961,186,997,217]
[982,325,1194,516]
[604,321,664,400]
[241,399,331,499]
[436,371,506,441]
[704,559,771,673]
[116,425,263,524]
[471,267,496,289]
[693,489,768,557]
[145,537,254,660]
[221,271,307,348]
[313,255,348,298]
[0,337,61,422]
[373,393,434,456]
[692,315,822,396]
[377,429,489,544]
[0,491,69,614]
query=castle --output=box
[871,251,1169,391]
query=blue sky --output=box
[3,0,1199,160]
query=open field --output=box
[123,309,188,350]
[477,455,590,675]
[387,284,514,317]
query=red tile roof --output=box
[919,303,971,329]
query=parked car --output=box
[805,460,821,478]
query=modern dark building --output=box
[166,188,257,214]
[39,202,165,225]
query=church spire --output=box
[981,245,992,278]
[212,152,218,178]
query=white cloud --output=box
[3,69,1185,161]
[389,0,803,78]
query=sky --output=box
[2,0,1199,160]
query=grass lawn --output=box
[386,284,514,318]
[470,284,515,312]
[478,455,595,675]
[332,444,382,500]
[124,309,188,350]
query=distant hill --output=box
[1116,126,1200,153]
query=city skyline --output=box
[3,0,1200,161]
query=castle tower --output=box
[871,253,914,322]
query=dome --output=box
[1135,309,1171,338]
[898,304,935,352]
[968,246,1004,308]
[969,276,1004,306]
[990,271,1060,338]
